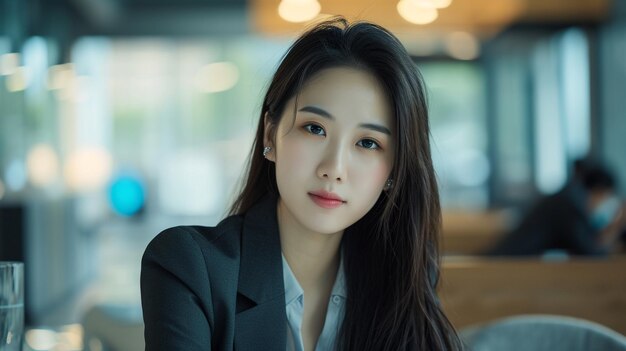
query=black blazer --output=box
[141,193,288,350]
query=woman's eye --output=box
[304,124,326,136]
[357,139,381,150]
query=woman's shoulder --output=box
[142,214,245,268]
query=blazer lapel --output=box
[234,193,287,350]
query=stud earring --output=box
[262,146,272,157]
[384,179,393,191]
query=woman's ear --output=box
[263,112,276,162]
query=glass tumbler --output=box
[0,262,24,351]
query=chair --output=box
[460,314,626,351]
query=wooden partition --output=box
[440,210,511,255]
[438,256,626,335]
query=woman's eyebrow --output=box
[298,105,391,135]
[299,105,334,120]
[360,123,391,136]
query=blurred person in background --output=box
[488,158,626,257]
[140,18,462,350]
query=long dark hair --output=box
[230,17,462,350]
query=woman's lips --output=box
[308,193,345,209]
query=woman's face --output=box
[265,67,395,235]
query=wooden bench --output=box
[438,256,626,335]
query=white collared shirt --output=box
[281,252,347,351]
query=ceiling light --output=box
[431,0,452,8]
[397,0,439,25]
[278,0,321,23]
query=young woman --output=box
[141,17,463,350]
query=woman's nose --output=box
[316,143,348,182]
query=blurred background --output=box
[1,0,625,350]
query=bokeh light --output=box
[397,0,439,25]
[445,31,480,60]
[25,329,58,350]
[278,0,321,23]
[416,0,453,8]
[195,62,240,93]
[0,53,19,76]
[26,143,60,187]
[109,173,146,217]
[6,66,30,92]
[64,147,113,192]
[47,64,75,91]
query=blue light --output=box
[109,175,145,217]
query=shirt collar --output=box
[281,248,347,306]
[282,254,303,305]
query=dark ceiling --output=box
[2,0,250,44]
[1,0,620,56]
